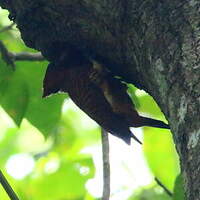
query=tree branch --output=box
[155,177,173,197]
[10,51,45,61]
[101,128,110,200]
[0,170,20,200]
[0,40,15,67]
[0,40,45,68]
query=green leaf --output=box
[0,62,29,125]
[17,61,66,137]
[127,84,140,108]
[0,128,19,166]
[137,94,167,118]
[173,174,186,200]
[128,185,171,200]
[143,128,180,191]
[26,94,66,137]
[27,155,95,200]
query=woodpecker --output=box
[43,50,169,144]
[90,62,169,130]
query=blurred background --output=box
[0,8,182,200]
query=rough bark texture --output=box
[0,0,199,199]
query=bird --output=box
[90,62,170,130]
[43,50,169,145]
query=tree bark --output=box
[0,0,199,199]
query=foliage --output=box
[128,185,171,200]
[173,174,186,200]
[0,9,184,200]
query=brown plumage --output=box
[43,51,169,144]
[43,60,139,144]
[91,63,170,130]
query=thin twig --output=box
[101,128,110,200]
[10,52,45,61]
[0,22,15,33]
[155,177,173,197]
[0,40,15,67]
[0,40,45,68]
[0,170,20,200]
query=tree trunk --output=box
[0,0,199,199]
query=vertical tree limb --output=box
[101,128,110,200]
[0,170,20,200]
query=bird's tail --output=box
[110,129,142,145]
[122,130,142,145]
[131,134,142,145]
[140,117,170,129]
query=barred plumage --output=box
[43,61,137,144]
[43,51,169,145]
